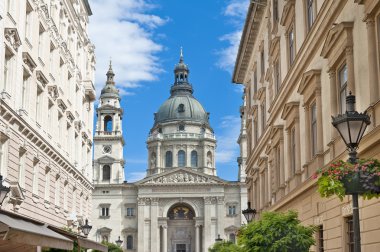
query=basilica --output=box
[90,52,247,252]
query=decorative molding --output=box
[4,28,21,51]
[36,70,49,87]
[22,52,37,73]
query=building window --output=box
[338,64,348,113]
[102,165,111,181]
[127,235,133,249]
[253,69,258,94]
[38,24,45,59]
[36,87,43,123]
[229,233,236,244]
[19,151,26,188]
[102,235,108,243]
[165,151,173,167]
[228,205,236,216]
[274,60,280,93]
[44,168,50,201]
[306,0,315,30]
[25,2,33,39]
[3,47,14,92]
[288,25,295,66]
[273,0,278,23]
[260,49,265,76]
[104,115,113,132]
[317,225,324,252]
[22,71,30,110]
[311,103,317,157]
[126,207,135,216]
[47,102,53,133]
[290,127,296,176]
[150,152,156,168]
[101,206,110,217]
[179,124,185,131]
[32,161,39,195]
[346,216,354,252]
[275,146,281,188]
[254,119,258,145]
[54,176,60,206]
[178,150,186,167]
[63,181,68,210]
[261,102,266,134]
[191,150,198,167]
[178,104,185,112]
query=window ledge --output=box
[226,214,238,218]
[99,216,110,219]
[125,216,135,219]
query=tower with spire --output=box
[93,62,125,184]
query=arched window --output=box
[178,150,186,167]
[127,235,133,249]
[179,124,185,131]
[207,151,212,167]
[229,233,236,244]
[191,150,198,167]
[178,104,185,112]
[102,165,110,181]
[104,116,112,132]
[165,151,173,167]
[168,205,194,220]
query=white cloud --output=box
[89,0,167,96]
[126,171,146,182]
[216,0,249,73]
[215,115,241,164]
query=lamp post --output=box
[115,236,123,247]
[0,175,10,207]
[242,202,256,223]
[332,93,370,252]
[81,219,92,237]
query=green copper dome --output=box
[154,49,209,125]
[155,95,209,124]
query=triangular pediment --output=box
[97,155,116,163]
[281,101,299,120]
[135,168,228,186]
[321,22,353,58]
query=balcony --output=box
[147,132,216,142]
[95,131,121,136]
[83,80,96,101]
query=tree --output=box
[93,241,123,252]
[209,240,242,252]
[238,211,316,252]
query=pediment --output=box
[281,101,299,120]
[269,36,280,56]
[224,225,238,232]
[136,168,228,186]
[280,0,295,27]
[98,227,112,233]
[321,22,353,58]
[97,155,116,164]
[298,69,321,95]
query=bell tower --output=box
[93,62,125,184]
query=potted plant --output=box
[314,159,380,200]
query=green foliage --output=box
[209,240,242,252]
[314,159,380,200]
[238,211,316,252]
[42,240,85,252]
[93,241,122,252]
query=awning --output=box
[49,226,108,252]
[0,213,73,251]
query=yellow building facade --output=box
[233,0,380,251]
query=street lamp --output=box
[115,236,123,247]
[332,92,370,252]
[81,219,92,237]
[242,201,256,223]
[0,175,10,207]
[215,234,223,242]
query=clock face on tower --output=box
[103,145,112,154]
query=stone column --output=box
[346,46,355,95]
[285,129,291,180]
[303,105,310,180]
[157,142,161,170]
[195,225,200,252]
[137,198,145,252]
[366,17,379,104]
[151,198,159,252]
[216,197,224,240]
[162,224,168,252]
[294,119,301,184]
[203,197,212,251]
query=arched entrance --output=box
[166,203,195,252]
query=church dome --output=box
[155,95,209,124]
[154,49,209,125]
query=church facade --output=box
[90,53,247,252]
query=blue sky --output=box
[88,0,248,182]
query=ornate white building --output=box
[0,0,95,228]
[91,53,247,252]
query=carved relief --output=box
[57,99,67,112]
[48,85,59,101]
[144,172,217,184]
[66,111,75,123]
[4,28,21,51]
[22,52,37,73]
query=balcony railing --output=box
[147,132,216,141]
[95,131,121,136]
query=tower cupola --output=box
[171,48,193,96]
[100,61,120,99]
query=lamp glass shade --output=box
[81,219,92,236]
[0,175,10,205]
[115,236,123,246]
[334,118,369,149]
[242,202,256,223]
